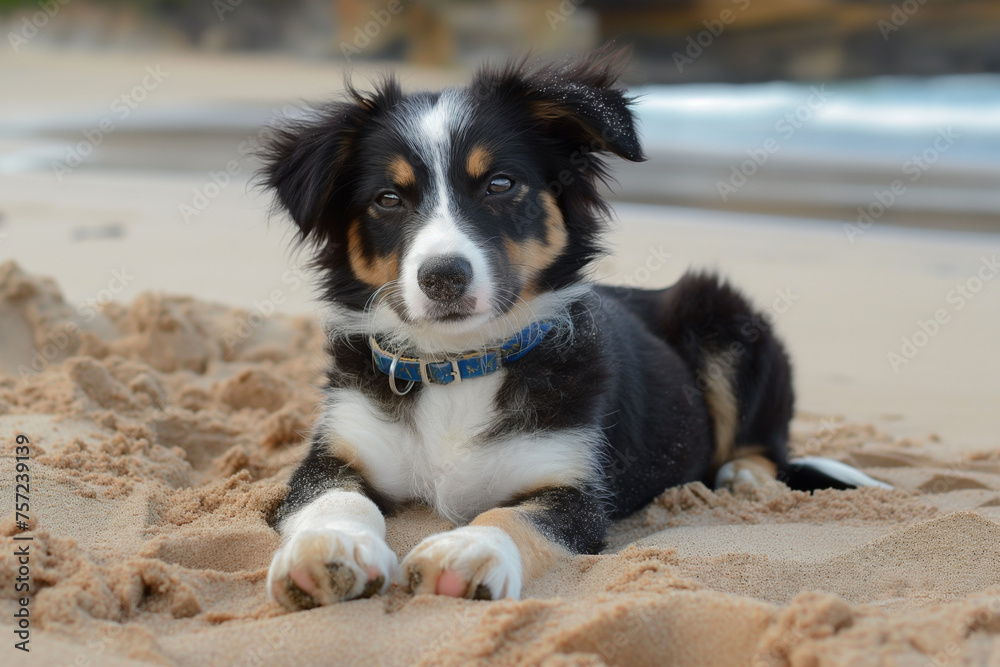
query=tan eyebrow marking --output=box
[388,155,415,188]
[466,144,492,180]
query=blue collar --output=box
[370,321,553,396]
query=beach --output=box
[2,49,1000,666]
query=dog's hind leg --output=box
[647,272,794,493]
[652,271,890,494]
[714,446,786,497]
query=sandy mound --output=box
[1,260,999,666]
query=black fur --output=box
[259,48,644,315]
[468,50,646,293]
[602,273,795,474]
[271,436,395,527]
[259,78,406,310]
[324,333,422,424]
[261,48,835,595]
[506,486,608,555]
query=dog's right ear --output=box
[259,78,401,245]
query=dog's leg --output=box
[650,273,796,494]
[715,445,787,496]
[399,486,606,600]
[267,438,398,610]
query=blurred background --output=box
[0,0,998,448]
[3,0,999,225]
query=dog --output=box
[259,47,885,610]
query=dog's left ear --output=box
[474,46,645,163]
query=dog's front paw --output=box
[399,526,522,601]
[267,523,398,610]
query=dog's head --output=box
[261,48,643,350]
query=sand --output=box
[2,260,1000,666]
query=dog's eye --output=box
[487,176,513,194]
[376,192,401,209]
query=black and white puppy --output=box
[260,48,884,610]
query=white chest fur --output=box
[323,372,508,523]
[320,371,597,524]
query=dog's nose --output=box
[417,255,473,302]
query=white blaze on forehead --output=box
[399,90,493,325]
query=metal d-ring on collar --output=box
[387,352,415,396]
[389,353,458,395]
